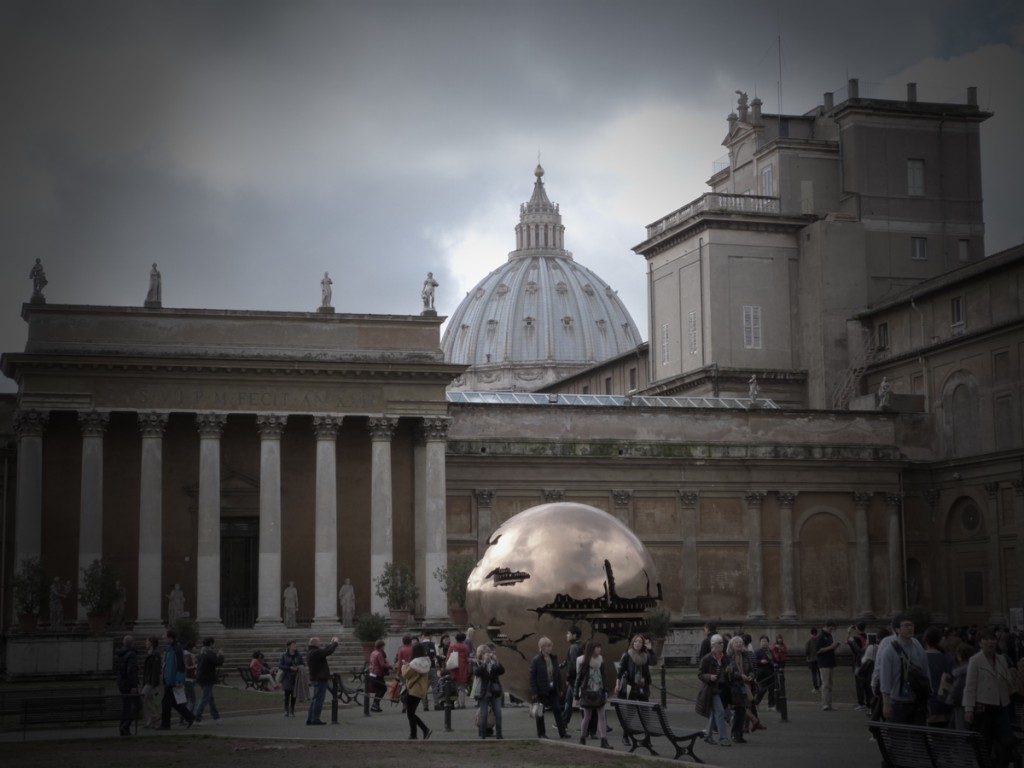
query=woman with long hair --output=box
[725,635,756,742]
[617,633,654,701]
[278,640,304,717]
[400,643,433,740]
[368,638,391,712]
[576,639,613,749]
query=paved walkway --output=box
[3,695,883,768]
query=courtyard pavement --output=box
[2,693,883,768]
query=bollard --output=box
[443,674,454,731]
[775,663,789,722]
[364,678,371,717]
[660,665,667,708]
[330,674,340,724]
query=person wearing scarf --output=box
[617,633,655,701]
[576,640,614,749]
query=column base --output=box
[746,612,767,621]
[132,619,167,637]
[196,617,226,635]
[253,617,286,633]
[857,611,876,621]
[309,618,342,634]
[777,613,799,622]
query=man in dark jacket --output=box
[116,634,139,736]
[160,628,195,728]
[306,635,339,725]
[561,626,582,727]
[194,637,224,723]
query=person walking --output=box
[529,636,570,740]
[193,637,224,724]
[561,625,582,728]
[616,633,655,701]
[697,634,732,746]
[368,639,390,712]
[306,636,338,726]
[577,640,614,749]
[159,629,195,729]
[805,627,822,693]
[878,613,930,725]
[964,627,1016,768]
[474,643,505,739]
[400,643,433,740]
[141,636,162,728]
[278,640,304,717]
[445,632,472,709]
[725,635,756,742]
[115,634,139,736]
[817,620,840,710]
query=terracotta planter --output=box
[448,606,468,627]
[388,608,410,628]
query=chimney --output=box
[907,83,917,102]
[823,92,834,110]
[848,78,859,99]
[750,97,762,124]
[727,112,737,133]
[967,86,978,106]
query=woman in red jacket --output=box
[445,632,472,709]
[368,639,391,712]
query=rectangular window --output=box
[958,239,970,262]
[743,305,762,349]
[688,310,698,354]
[582,385,589,395]
[876,322,889,350]
[760,164,774,196]
[661,323,670,365]
[912,237,928,260]
[628,367,637,390]
[951,296,965,332]
[907,159,924,196]
[604,377,612,395]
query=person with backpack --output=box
[877,613,930,724]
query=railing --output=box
[646,193,781,237]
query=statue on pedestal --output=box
[338,578,355,627]
[421,272,439,310]
[321,272,333,308]
[112,580,127,627]
[30,258,48,299]
[748,374,760,403]
[878,377,893,409]
[283,581,299,628]
[166,583,185,625]
[49,577,69,630]
[145,263,162,306]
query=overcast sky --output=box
[2,0,1022,394]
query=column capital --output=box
[420,416,452,442]
[884,492,903,508]
[312,414,343,440]
[1013,479,1023,496]
[984,482,1000,499]
[612,489,633,508]
[368,416,398,441]
[744,490,767,507]
[542,488,564,503]
[678,490,700,507]
[137,411,168,437]
[777,490,799,507]
[923,488,941,508]
[474,489,494,508]
[78,410,110,437]
[256,413,288,438]
[195,412,227,437]
[13,408,48,439]
[852,491,873,509]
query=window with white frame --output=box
[688,311,698,354]
[760,164,774,196]
[912,237,928,260]
[661,322,670,365]
[743,305,762,349]
[907,159,924,196]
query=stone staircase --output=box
[209,629,369,684]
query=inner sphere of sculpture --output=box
[465,502,662,703]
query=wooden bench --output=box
[608,697,704,763]
[18,693,142,733]
[869,721,994,768]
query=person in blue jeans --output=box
[305,635,338,725]
[697,634,732,746]
[193,637,224,723]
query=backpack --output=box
[894,642,929,705]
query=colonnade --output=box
[11,408,451,632]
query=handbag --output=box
[529,701,544,718]
[387,677,401,702]
[695,680,713,717]
[580,688,605,708]
[446,651,460,671]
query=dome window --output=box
[562,316,574,327]
[596,319,607,331]
[524,316,535,328]
[496,284,509,296]
[555,282,568,294]
[526,281,538,294]
[583,284,595,296]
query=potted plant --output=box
[79,558,119,634]
[353,611,389,655]
[373,562,418,627]
[11,557,47,632]
[645,607,672,658]
[433,556,475,626]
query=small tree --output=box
[373,562,418,611]
[645,607,672,639]
[12,557,47,616]
[353,612,389,643]
[78,559,119,616]
[433,556,475,608]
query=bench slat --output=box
[869,722,993,768]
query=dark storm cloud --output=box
[1,1,1021,393]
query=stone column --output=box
[678,491,700,618]
[195,413,226,633]
[885,493,903,614]
[984,482,1006,625]
[475,489,494,555]
[851,492,873,619]
[923,488,949,624]
[368,416,398,615]
[77,411,109,622]
[1015,480,1024,627]
[414,427,427,615]
[13,410,48,569]
[312,415,343,629]
[612,490,633,528]
[137,412,168,629]
[745,491,766,619]
[422,417,451,620]
[256,414,287,628]
[778,491,799,620]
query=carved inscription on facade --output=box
[98,383,384,412]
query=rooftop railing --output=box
[645,193,780,238]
